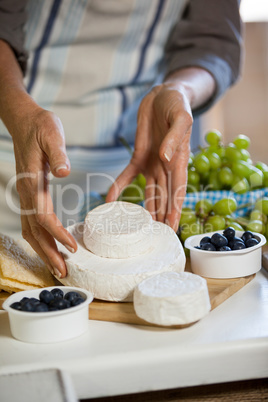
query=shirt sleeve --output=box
[164,0,243,115]
[0,0,28,75]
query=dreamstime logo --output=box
[80,216,174,238]
[5,171,85,219]
[85,221,154,238]
[5,170,187,224]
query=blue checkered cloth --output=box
[182,188,268,217]
[79,188,268,221]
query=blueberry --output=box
[20,297,30,304]
[21,300,36,312]
[29,297,40,304]
[245,238,259,248]
[49,298,70,310]
[39,290,54,304]
[51,288,64,299]
[71,297,85,307]
[10,288,85,313]
[27,298,41,309]
[64,299,71,308]
[10,302,22,310]
[232,241,246,250]
[64,291,81,303]
[200,242,216,251]
[34,302,49,312]
[242,231,254,243]
[223,227,236,240]
[228,237,244,249]
[211,233,228,248]
[194,246,201,249]
[200,236,211,247]
[218,246,232,251]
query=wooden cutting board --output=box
[87,274,255,328]
[0,258,256,329]
[95,245,268,327]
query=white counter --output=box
[0,268,268,400]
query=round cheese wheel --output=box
[133,271,211,326]
[58,220,186,302]
[83,201,153,258]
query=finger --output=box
[31,175,77,253]
[21,195,69,278]
[165,156,189,232]
[144,176,157,221]
[40,120,71,178]
[27,212,68,278]
[155,170,168,223]
[21,215,54,275]
[106,162,139,203]
[36,211,77,254]
[159,113,193,163]
[168,171,188,232]
[166,208,181,233]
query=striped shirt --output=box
[0,0,242,174]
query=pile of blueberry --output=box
[195,227,260,252]
[10,288,85,312]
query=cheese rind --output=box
[58,221,186,301]
[133,271,211,325]
[83,201,153,258]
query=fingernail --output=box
[65,244,75,253]
[55,164,68,173]
[164,146,173,162]
[54,267,62,279]
[47,265,55,276]
[164,152,171,162]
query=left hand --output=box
[106,83,193,232]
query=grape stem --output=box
[235,202,252,211]
[235,216,250,227]
[118,137,133,156]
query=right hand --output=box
[11,106,77,278]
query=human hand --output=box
[11,106,77,278]
[106,83,193,232]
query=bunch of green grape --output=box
[187,130,268,193]
[178,196,268,252]
[235,196,268,238]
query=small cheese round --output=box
[83,201,153,258]
[58,221,186,302]
[133,271,211,326]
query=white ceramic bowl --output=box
[3,286,93,343]
[184,231,266,279]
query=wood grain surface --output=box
[87,273,255,327]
